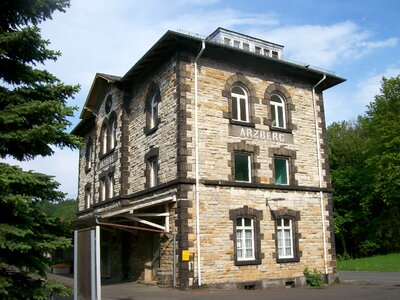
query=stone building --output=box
[72,27,345,293]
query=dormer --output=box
[207,27,284,59]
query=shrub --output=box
[303,268,324,287]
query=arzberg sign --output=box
[229,124,294,144]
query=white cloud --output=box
[354,66,400,106]
[324,64,400,124]
[251,21,397,69]
[18,1,397,199]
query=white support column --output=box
[73,230,78,300]
[95,226,101,300]
[165,203,170,233]
[90,229,95,300]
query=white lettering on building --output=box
[233,125,293,144]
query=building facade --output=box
[73,28,345,290]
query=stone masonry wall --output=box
[127,57,179,193]
[183,57,335,286]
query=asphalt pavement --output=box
[51,271,400,300]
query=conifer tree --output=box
[0,1,80,298]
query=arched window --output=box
[270,94,286,129]
[101,122,107,155]
[85,137,93,172]
[108,173,114,199]
[109,113,117,150]
[145,82,161,134]
[231,85,249,122]
[150,94,158,129]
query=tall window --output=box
[272,209,300,263]
[85,138,93,172]
[85,187,91,209]
[235,152,251,182]
[149,157,158,187]
[109,115,116,150]
[236,217,255,261]
[276,218,294,259]
[101,123,107,155]
[100,177,106,201]
[274,157,289,185]
[108,173,114,199]
[270,94,286,129]
[231,85,249,122]
[150,94,158,129]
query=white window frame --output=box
[234,152,251,183]
[86,140,92,171]
[85,188,91,209]
[150,94,158,129]
[149,157,158,187]
[274,157,289,185]
[270,94,286,129]
[231,85,249,122]
[236,217,255,261]
[233,40,240,48]
[242,42,250,51]
[102,124,107,154]
[100,177,106,201]
[276,218,294,259]
[109,118,116,150]
[224,37,231,45]
[108,173,114,199]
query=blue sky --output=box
[4,0,399,199]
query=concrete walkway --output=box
[49,272,400,300]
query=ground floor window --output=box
[229,206,263,266]
[272,208,301,263]
[236,217,255,261]
[276,218,294,259]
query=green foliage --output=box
[303,268,324,287]
[337,253,400,272]
[328,75,400,258]
[0,0,80,298]
[38,199,76,224]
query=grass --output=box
[337,253,400,272]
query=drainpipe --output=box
[194,40,205,286]
[312,74,329,280]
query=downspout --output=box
[312,74,329,280]
[194,40,205,286]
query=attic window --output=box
[272,51,278,58]
[105,95,112,114]
[255,46,261,54]
[224,37,231,45]
[243,43,250,51]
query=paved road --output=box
[52,271,400,300]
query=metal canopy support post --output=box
[95,225,101,300]
[73,230,78,300]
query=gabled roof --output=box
[80,73,121,119]
[119,29,345,90]
[73,29,345,136]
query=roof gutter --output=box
[194,40,205,287]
